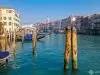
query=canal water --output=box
[0,34,100,75]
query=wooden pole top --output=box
[66,26,71,30]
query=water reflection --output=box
[32,48,37,63]
[0,34,100,75]
[9,41,20,70]
[64,70,88,75]
[0,64,10,75]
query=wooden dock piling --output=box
[71,26,78,70]
[22,29,25,44]
[12,30,16,51]
[64,20,78,70]
[64,26,71,70]
[32,29,37,50]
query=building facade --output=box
[0,7,20,32]
[53,20,61,30]
[73,14,100,35]
[91,14,100,29]
[61,18,67,30]
[21,23,34,29]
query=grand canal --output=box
[0,34,100,75]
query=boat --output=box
[37,35,45,40]
[16,34,46,41]
[24,34,32,41]
[0,51,10,64]
[24,34,45,41]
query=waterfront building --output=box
[0,7,20,32]
[90,14,100,34]
[53,20,61,30]
[45,18,50,31]
[74,16,82,31]
[48,22,53,31]
[52,20,63,33]
[20,23,36,35]
[21,23,37,32]
[21,23,34,29]
[76,16,89,34]
[37,23,45,32]
[74,14,100,35]
[61,18,67,30]
[91,14,100,29]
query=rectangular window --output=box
[6,10,12,13]
[15,13,18,17]
[9,10,12,13]
[9,17,12,20]
[18,20,19,22]
[9,22,11,25]
[4,22,7,25]
[4,17,7,20]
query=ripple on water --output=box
[5,34,100,75]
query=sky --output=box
[0,0,100,23]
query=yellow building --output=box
[0,7,20,32]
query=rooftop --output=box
[0,7,13,9]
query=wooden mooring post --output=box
[64,17,78,70]
[64,26,71,70]
[22,29,25,44]
[71,26,78,70]
[32,29,37,50]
